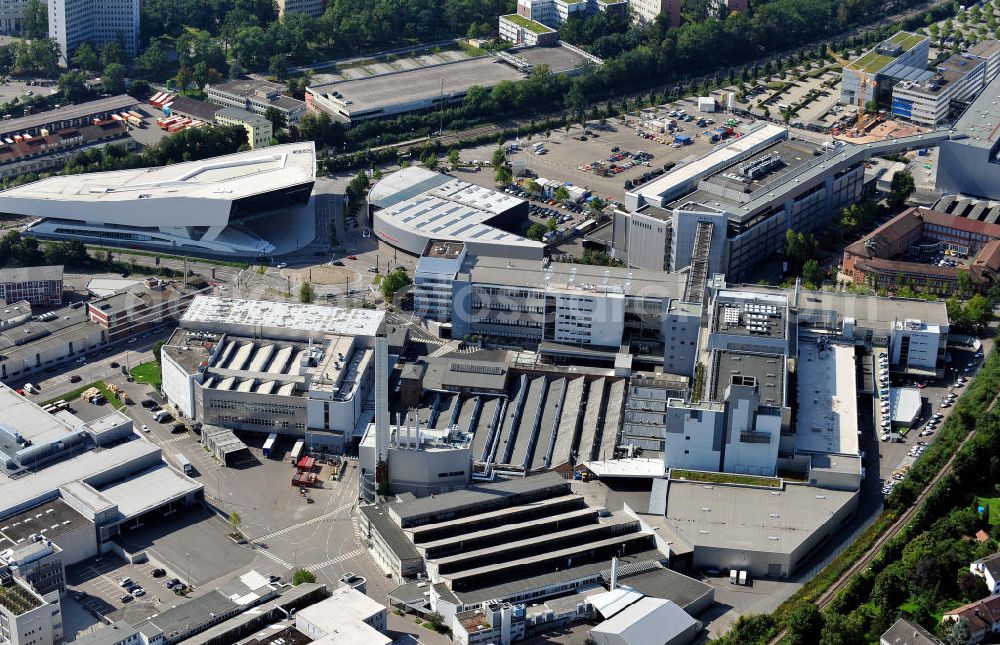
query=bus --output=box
[263,433,278,458]
[290,440,305,465]
[175,452,193,475]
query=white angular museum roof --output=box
[0,142,316,204]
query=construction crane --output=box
[828,48,874,134]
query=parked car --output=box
[151,568,166,578]
[120,595,133,604]
[69,375,82,383]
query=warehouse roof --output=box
[0,498,89,549]
[181,296,384,338]
[0,265,62,283]
[309,46,587,119]
[371,168,542,253]
[387,472,568,526]
[95,465,202,519]
[359,504,422,563]
[795,342,859,456]
[0,95,136,137]
[208,79,304,113]
[0,382,82,450]
[590,597,697,645]
[944,66,1000,149]
[453,549,666,606]
[663,481,856,554]
[144,589,237,639]
[0,440,160,519]
[463,255,686,298]
[614,567,714,614]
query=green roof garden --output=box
[669,468,782,488]
[0,582,42,615]
[888,31,927,51]
[848,31,927,73]
[502,14,555,34]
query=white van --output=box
[729,570,738,584]
[23,383,38,394]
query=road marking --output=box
[305,549,363,572]
[256,549,292,569]
[253,501,354,541]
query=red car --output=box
[347,255,357,260]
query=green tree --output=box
[19,0,47,39]
[787,605,823,645]
[421,150,438,171]
[98,41,125,67]
[58,70,90,102]
[888,169,916,209]
[802,259,825,287]
[447,148,460,167]
[784,229,818,267]
[228,511,242,533]
[174,66,192,91]
[135,37,170,79]
[546,217,558,232]
[299,281,314,303]
[102,63,127,94]
[15,38,59,77]
[380,267,412,301]
[526,223,546,240]
[494,163,512,187]
[554,185,570,202]
[264,106,286,132]
[491,146,506,168]
[71,43,101,73]
[152,340,165,364]
[291,569,316,585]
[965,294,992,329]
[588,196,606,216]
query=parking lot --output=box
[876,341,989,495]
[66,553,173,625]
[458,114,721,204]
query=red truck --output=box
[291,472,318,487]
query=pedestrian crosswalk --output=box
[253,501,354,541]
[256,548,292,569]
[305,549,363,573]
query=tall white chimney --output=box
[610,557,618,591]
[374,334,389,464]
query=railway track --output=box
[768,390,999,644]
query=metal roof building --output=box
[368,167,544,259]
[589,597,700,645]
[656,479,858,579]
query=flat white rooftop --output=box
[96,465,202,519]
[585,458,665,478]
[795,342,859,456]
[0,440,160,518]
[664,480,857,554]
[181,296,384,338]
[372,168,542,252]
[0,142,315,204]
[631,123,788,206]
[0,383,82,448]
[891,387,922,425]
